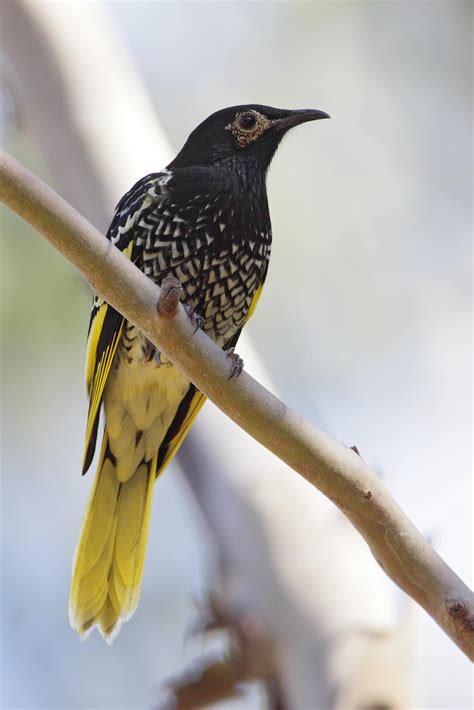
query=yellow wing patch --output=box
[245,282,264,323]
[83,243,134,473]
[83,305,124,473]
[85,303,109,393]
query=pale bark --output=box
[1,151,472,665]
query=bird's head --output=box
[169,104,330,172]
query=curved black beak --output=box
[274,109,330,131]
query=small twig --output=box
[0,150,472,660]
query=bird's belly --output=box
[200,290,249,346]
[141,227,269,347]
[103,346,190,481]
[182,254,265,347]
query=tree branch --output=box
[1,150,472,660]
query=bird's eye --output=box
[238,113,257,130]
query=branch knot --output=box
[158,276,183,318]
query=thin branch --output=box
[1,150,472,660]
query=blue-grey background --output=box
[1,1,471,708]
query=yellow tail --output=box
[69,434,156,643]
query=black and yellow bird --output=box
[69,104,329,641]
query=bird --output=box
[69,104,329,642]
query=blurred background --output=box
[1,1,471,708]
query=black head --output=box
[168,104,329,172]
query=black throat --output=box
[166,157,272,249]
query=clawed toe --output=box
[226,347,244,379]
[184,305,204,334]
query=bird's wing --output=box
[82,301,124,474]
[156,385,207,475]
[82,174,167,474]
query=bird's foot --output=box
[184,305,204,334]
[226,347,244,380]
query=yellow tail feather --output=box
[69,434,156,643]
